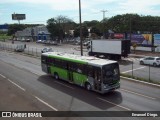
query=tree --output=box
[74,25,89,38]
[7,24,26,36]
[47,18,60,40]
[90,26,101,37]
[47,15,76,41]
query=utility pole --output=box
[101,10,107,39]
[79,0,83,56]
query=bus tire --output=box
[85,83,92,91]
[54,73,59,80]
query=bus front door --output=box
[93,67,101,91]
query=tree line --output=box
[5,14,160,40]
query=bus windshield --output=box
[102,63,120,84]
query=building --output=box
[0,24,9,32]
[15,25,50,41]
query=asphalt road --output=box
[0,41,160,83]
[0,51,160,120]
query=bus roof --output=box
[42,52,117,66]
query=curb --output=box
[120,76,160,88]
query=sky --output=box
[0,0,160,25]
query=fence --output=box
[0,42,41,57]
[120,60,160,84]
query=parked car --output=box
[139,56,160,67]
[36,40,42,43]
[50,41,58,45]
[41,48,53,53]
[26,38,31,42]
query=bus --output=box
[41,52,120,94]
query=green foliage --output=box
[106,14,160,33]
[73,25,89,38]
[47,16,76,40]
[0,34,11,41]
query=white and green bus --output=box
[41,52,120,94]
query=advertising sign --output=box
[142,34,152,45]
[154,34,160,46]
[114,33,124,39]
[127,34,152,46]
[12,14,26,20]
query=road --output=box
[1,41,160,82]
[0,50,160,119]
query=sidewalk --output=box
[129,50,160,58]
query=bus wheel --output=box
[54,73,59,80]
[85,83,91,91]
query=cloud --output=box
[0,0,84,11]
[119,0,160,15]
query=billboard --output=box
[12,14,26,20]
[114,33,124,39]
[127,34,152,46]
[154,34,160,46]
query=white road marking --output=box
[121,67,146,73]
[97,97,131,111]
[34,96,58,111]
[7,79,25,91]
[54,81,74,89]
[0,74,6,78]
[120,89,156,100]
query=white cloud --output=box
[119,0,160,15]
[0,0,160,20]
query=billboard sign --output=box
[154,34,160,46]
[127,34,152,46]
[12,14,26,20]
[114,33,124,39]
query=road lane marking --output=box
[0,74,6,78]
[54,81,74,89]
[97,97,131,111]
[121,67,146,73]
[34,96,58,111]
[120,89,156,100]
[7,79,25,91]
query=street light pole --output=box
[79,0,83,56]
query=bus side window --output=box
[76,64,83,73]
[62,60,67,69]
[68,62,76,72]
[46,57,53,64]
